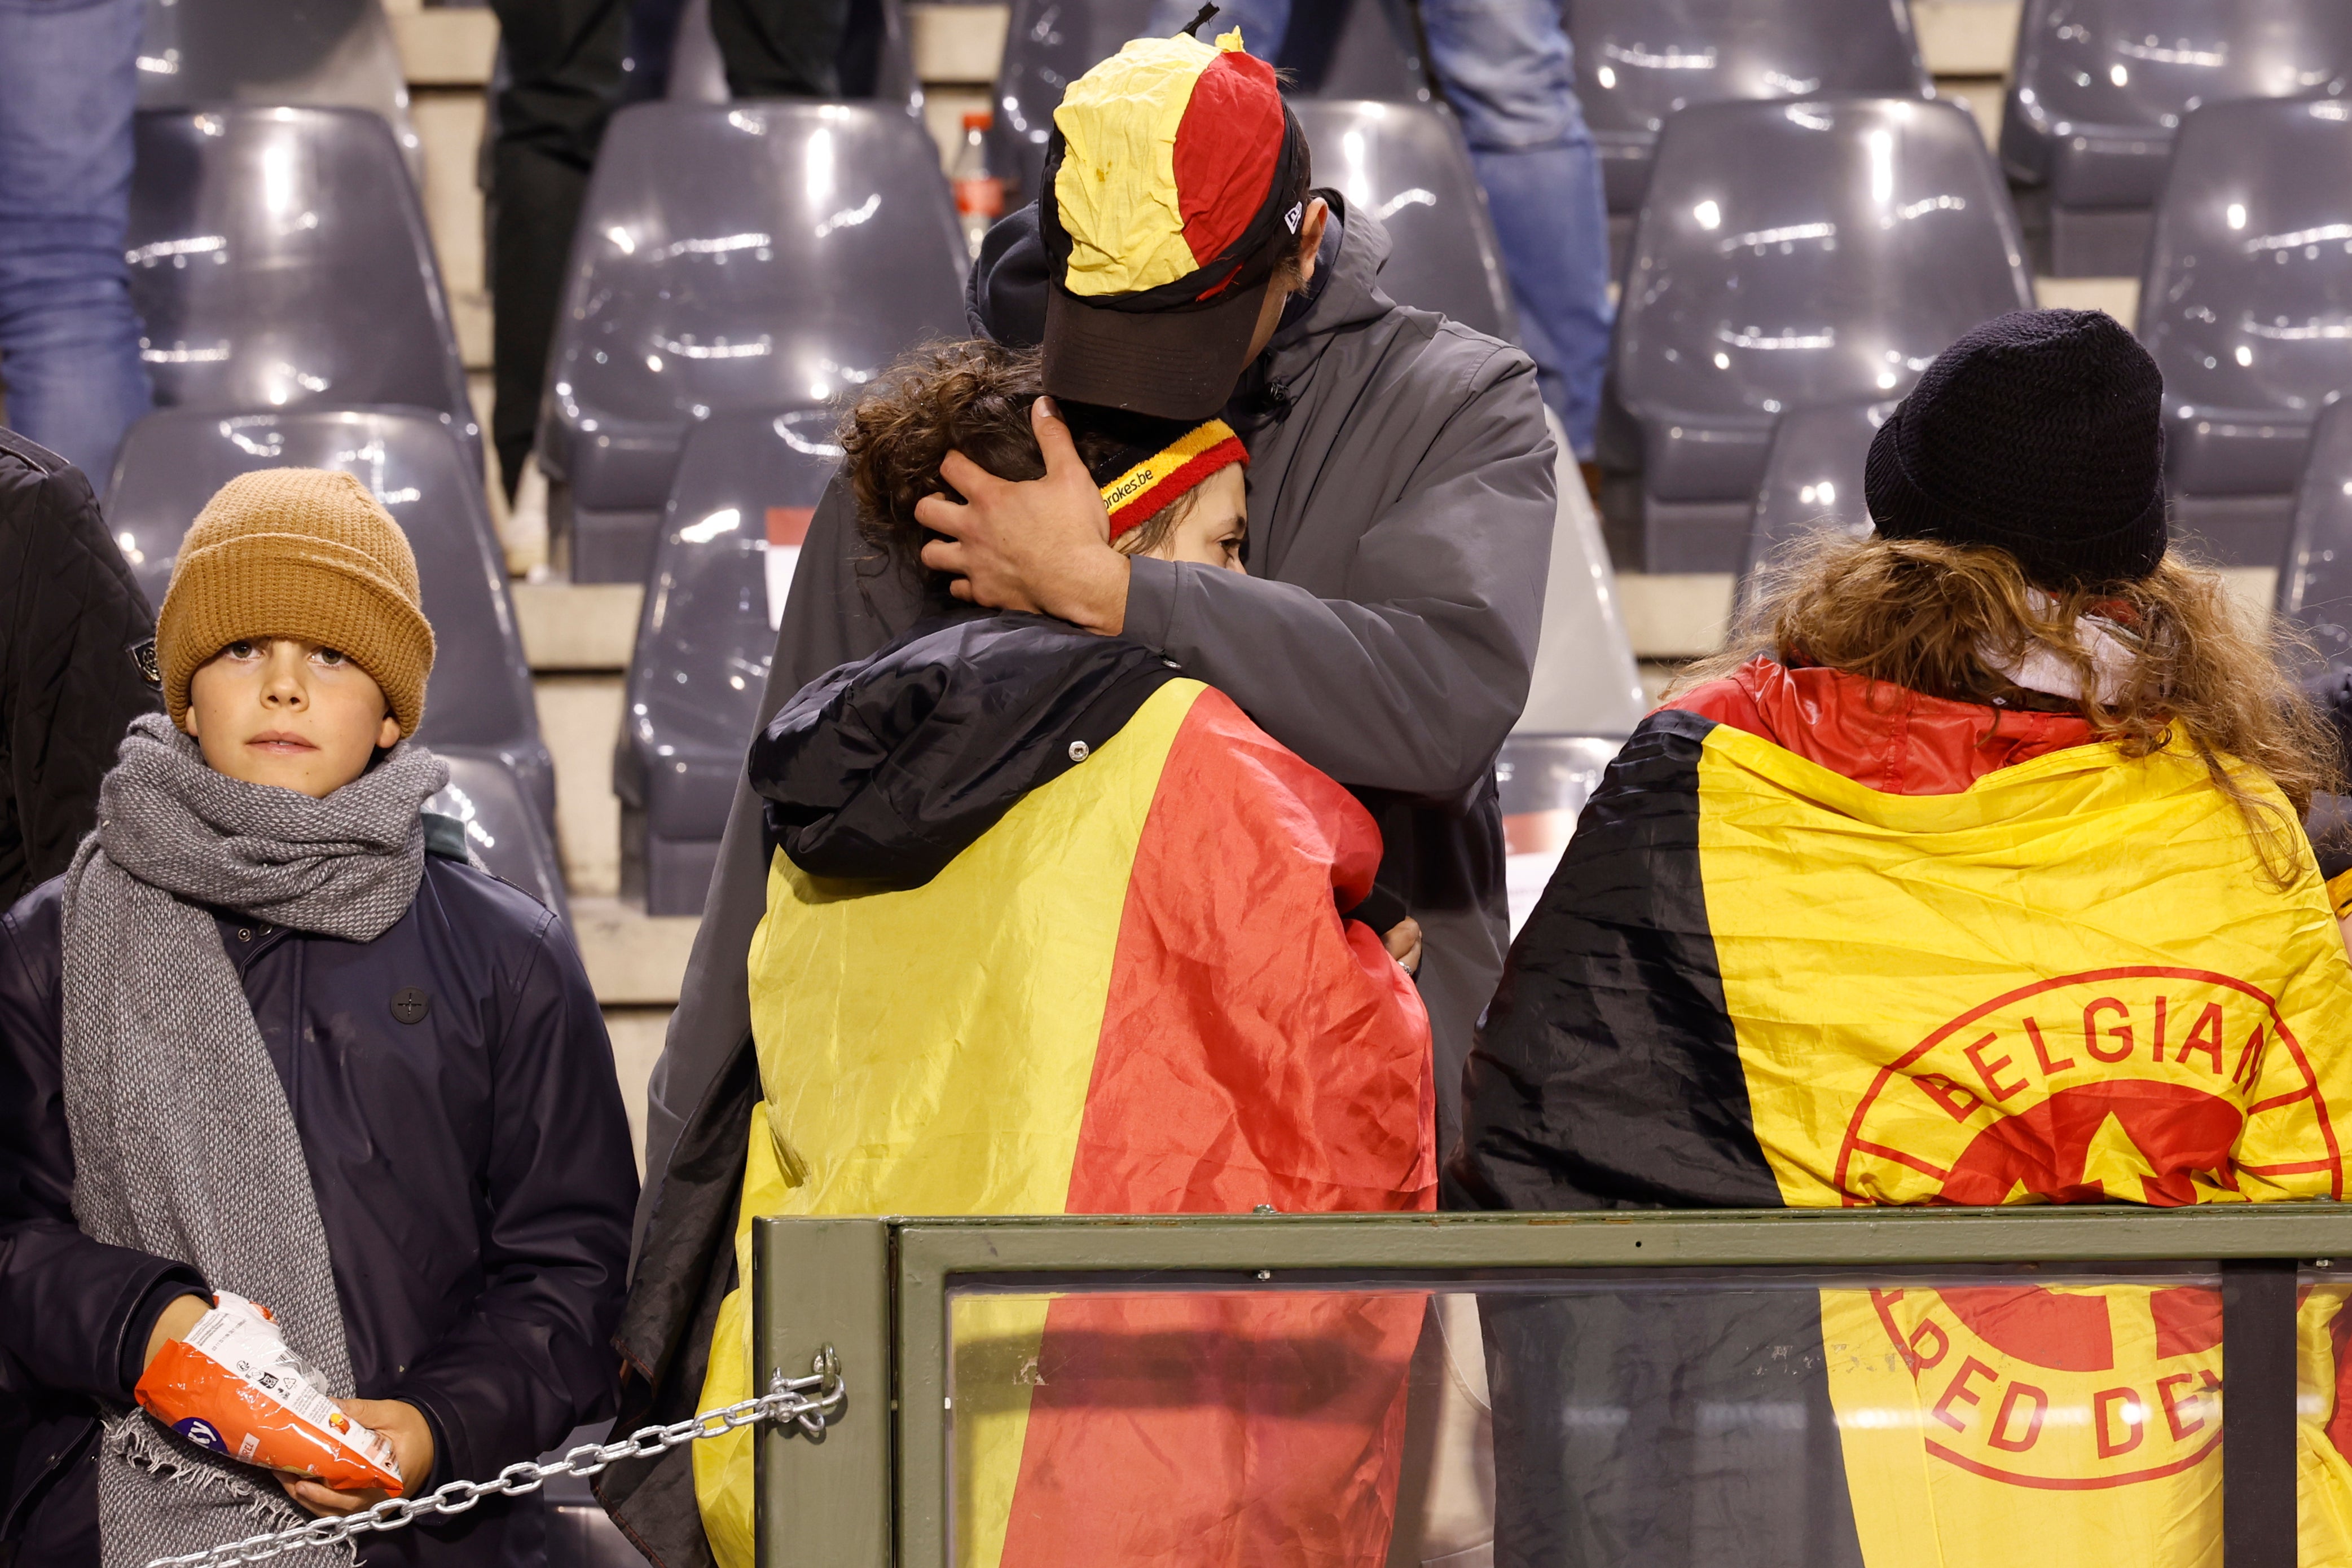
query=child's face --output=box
[1146,465,1248,574]
[183,637,400,798]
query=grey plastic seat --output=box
[2141,96,2352,569]
[126,108,478,470]
[1735,398,1888,592]
[984,0,1155,208]
[1277,0,1426,102]
[135,0,424,184]
[2001,0,2352,277]
[1567,0,1929,220]
[618,408,840,914]
[2275,397,2352,673]
[1290,100,1515,340]
[665,0,918,109]
[1498,429,1642,938]
[985,0,1425,210]
[536,100,965,584]
[104,408,565,922]
[1608,96,2032,572]
[1494,734,1621,937]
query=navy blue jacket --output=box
[0,849,637,1565]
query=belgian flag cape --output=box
[693,617,1436,1568]
[1456,659,2352,1566]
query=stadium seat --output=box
[1566,0,1929,224]
[1277,0,1427,102]
[985,0,1155,207]
[2142,96,2352,569]
[103,409,566,922]
[1290,99,1516,341]
[2275,396,2352,671]
[134,0,423,185]
[1736,397,1886,590]
[535,100,966,584]
[1606,95,2032,572]
[617,408,838,915]
[986,0,1425,209]
[665,0,918,109]
[1500,428,1644,936]
[2002,0,2352,277]
[125,108,478,470]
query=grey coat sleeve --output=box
[631,473,922,1243]
[1121,346,1555,801]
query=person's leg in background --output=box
[1140,0,1294,56]
[707,0,849,98]
[485,0,626,500]
[1418,0,1611,459]
[0,0,153,486]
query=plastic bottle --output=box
[952,111,1004,261]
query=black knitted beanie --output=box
[1865,309,2168,587]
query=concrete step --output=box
[411,89,491,369]
[388,5,499,86]
[1617,573,1734,663]
[517,584,639,913]
[1911,0,2020,80]
[515,582,643,671]
[2037,276,2139,326]
[909,3,1008,83]
[574,895,701,1004]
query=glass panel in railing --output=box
[937,1263,2352,1568]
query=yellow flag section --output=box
[692,679,1196,1568]
[1697,723,2352,1209]
[1692,721,2352,1564]
[1825,1284,2352,1565]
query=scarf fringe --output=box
[104,1413,357,1566]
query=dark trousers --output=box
[482,0,852,498]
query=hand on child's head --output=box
[183,637,399,799]
[1137,465,1249,575]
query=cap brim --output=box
[1041,280,1269,421]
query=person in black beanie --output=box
[1863,307,2168,587]
[1450,310,2352,1567]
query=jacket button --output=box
[391,987,430,1025]
[1067,741,1090,763]
[236,928,251,942]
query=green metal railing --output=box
[751,1204,2352,1568]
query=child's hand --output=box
[1383,917,1423,976]
[276,1399,434,1516]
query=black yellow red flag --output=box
[696,677,1435,1567]
[1458,667,2352,1564]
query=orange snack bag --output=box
[133,1292,404,1495]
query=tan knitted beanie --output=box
[157,468,436,737]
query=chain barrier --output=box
[143,1347,846,1568]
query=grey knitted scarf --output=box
[60,713,449,1568]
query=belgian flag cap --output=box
[1037,24,1311,421]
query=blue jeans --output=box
[1144,0,1612,455]
[0,0,153,485]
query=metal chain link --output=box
[143,1347,845,1568]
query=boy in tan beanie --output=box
[163,468,433,798]
[0,469,636,1567]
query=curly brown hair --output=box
[838,341,1209,613]
[1674,534,2340,886]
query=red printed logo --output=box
[1859,1282,2223,1489]
[1832,969,2336,1208]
